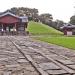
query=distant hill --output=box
[27,21,63,35]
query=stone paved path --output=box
[0,36,39,75]
[0,36,75,75]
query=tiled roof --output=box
[60,23,75,29]
[20,16,28,22]
[0,11,28,22]
[0,11,20,19]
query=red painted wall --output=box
[0,15,20,24]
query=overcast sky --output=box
[0,0,75,22]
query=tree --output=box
[55,20,64,28]
[10,7,19,15]
[70,15,75,25]
[39,13,53,24]
[47,19,64,31]
[10,7,39,21]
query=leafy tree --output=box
[10,7,39,21]
[39,13,53,24]
[55,20,64,28]
[70,15,75,25]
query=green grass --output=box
[36,36,75,50]
[27,21,63,35]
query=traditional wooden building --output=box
[0,11,28,35]
[61,24,75,36]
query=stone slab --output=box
[17,59,29,63]
[47,69,68,74]
[67,65,75,70]
[39,62,60,70]
[57,59,75,65]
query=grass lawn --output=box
[27,21,63,35]
[35,36,75,50]
[27,21,75,50]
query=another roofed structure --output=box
[61,23,75,36]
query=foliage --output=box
[39,13,53,21]
[39,13,53,25]
[10,7,39,21]
[54,20,64,31]
[70,15,75,25]
[39,13,64,31]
